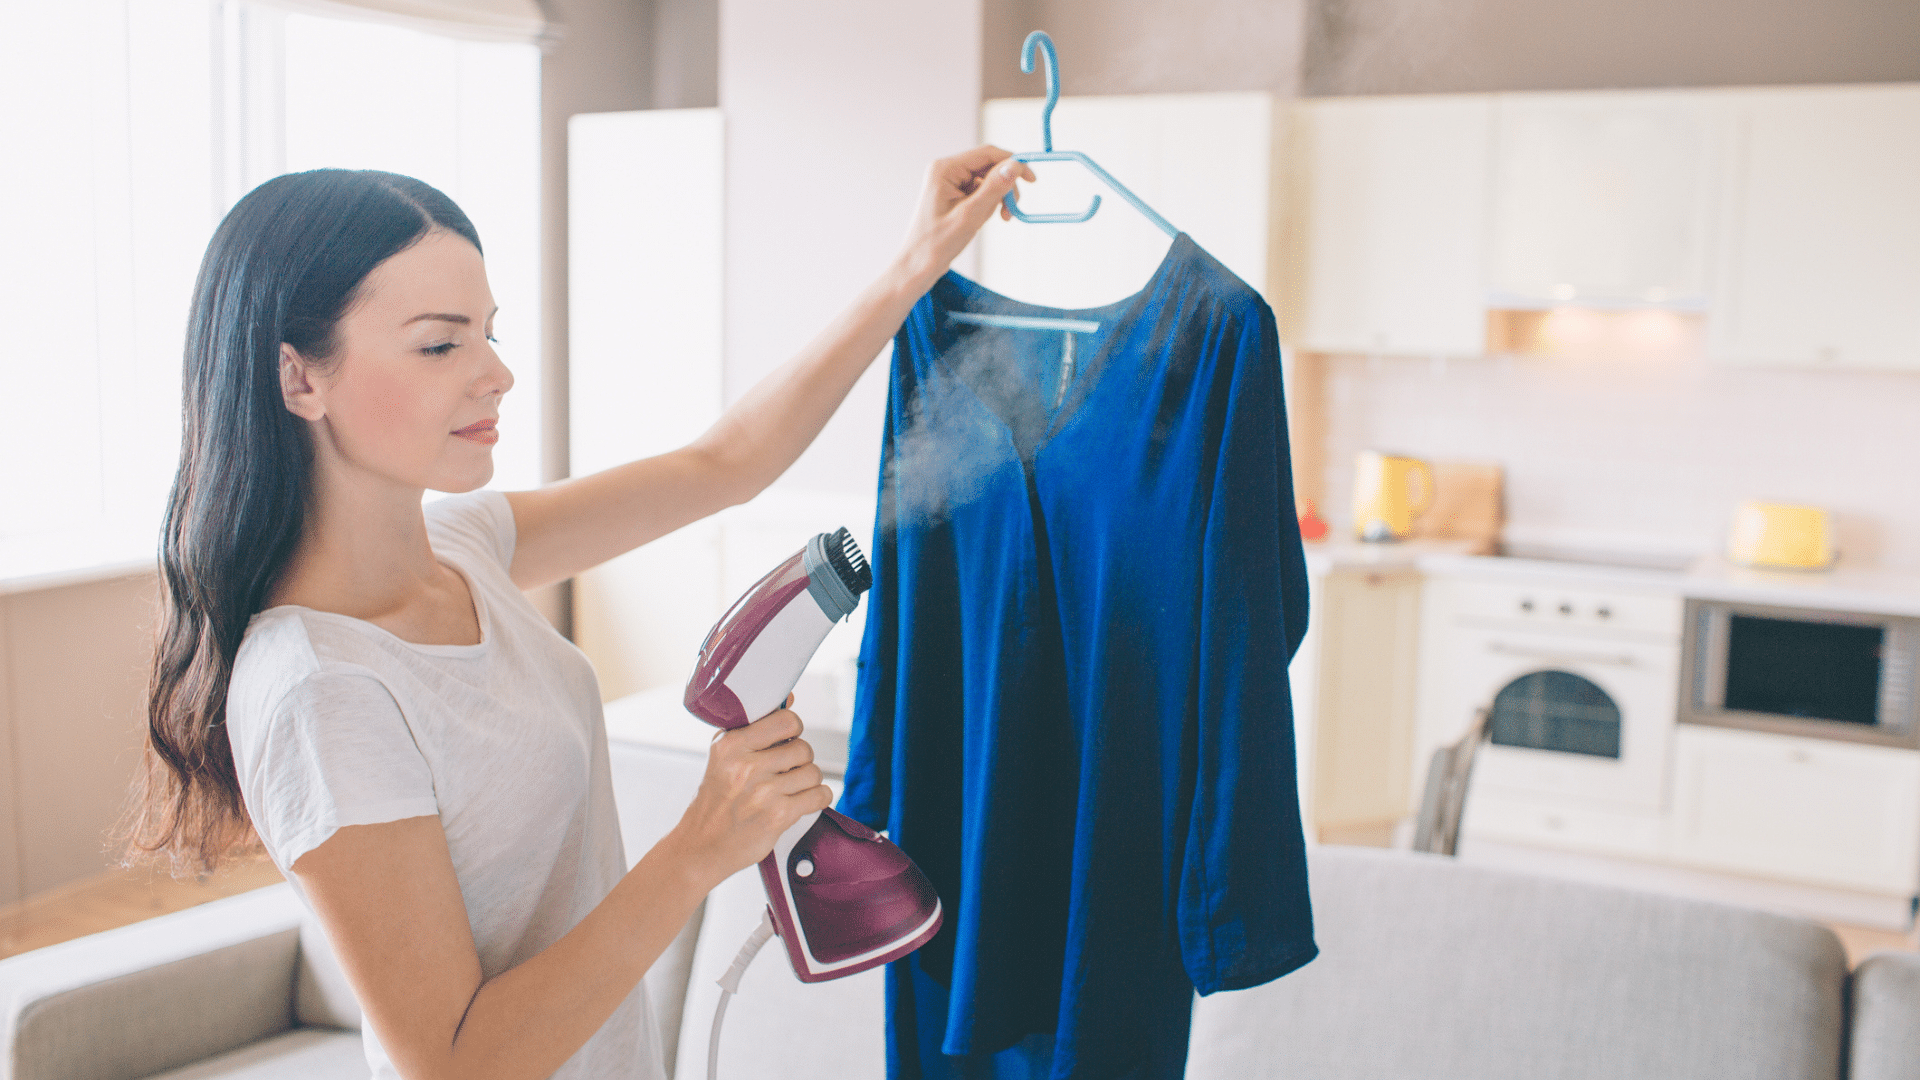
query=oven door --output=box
[1451,627,1680,811]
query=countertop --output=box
[1369,544,1920,618]
[1300,538,1490,575]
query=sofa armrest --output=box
[1851,950,1920,1080]
[0,883,304,1080]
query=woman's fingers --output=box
[790,783,835,815]
[726,706,803,753]
[903,145,1040,275]
[776,762,826,796]
[762,736,815,775]
[959,156,1034,233]
[944,144,1016,179]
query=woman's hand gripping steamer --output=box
[682,529,942,1077]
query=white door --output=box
[1290,95,1493,357]
[1488,91,1717,308]
[1708,84,1920,370]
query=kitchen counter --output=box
[1413,549,1920,618]
[1300,538,1489,575]
[1677,557,1920,619]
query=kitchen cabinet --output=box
[1289,95,1492,357]
[1672,724,1920,896]
[1708,84,1920,370]
[1297,562,1424,834]
[1488,91,1716,309]
[1464,788,1668,860]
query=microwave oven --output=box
[1679,599,1920,749]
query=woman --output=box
[128,147,1034,1080]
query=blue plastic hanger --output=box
[946,31,1180,409]
[1002,30,1178,237]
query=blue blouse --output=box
[842,234,1316,1080]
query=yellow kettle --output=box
[1353,450,1434,542]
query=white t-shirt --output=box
[227,490,664,1080]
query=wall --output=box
[982,0,1308,99]
[1304,0,1920,96]
[651,0,717,109]
[1315,314,1920,572]
[718,0,983,496]
[980,0,1920,102]
[0,574,157,906]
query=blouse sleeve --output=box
[423,489,518,571]
[248,670,440,871]
[1177,299,1318,994]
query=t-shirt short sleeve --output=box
[249,670,440,871]
[423,490,517,571]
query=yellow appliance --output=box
[1727,501,1834,570]
[1353,450,1434,542]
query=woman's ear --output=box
[279,343,325,421]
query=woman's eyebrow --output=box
[402,306,500,327]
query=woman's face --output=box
[285,229,512,495]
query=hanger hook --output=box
[1022,31,1059,153]
[1002,29,1101,225]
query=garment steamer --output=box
[682,528,943,1079]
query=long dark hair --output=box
[127,169,482,874]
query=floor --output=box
[0,860,285,961]
[1316,821,1920,968]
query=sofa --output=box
[5,731,1919,1080]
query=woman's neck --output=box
[270,462,481,646]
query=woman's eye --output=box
[422,341,458,356]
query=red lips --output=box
[453,418,498,444]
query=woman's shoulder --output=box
[229,610,399,738]
[423,489,516,570]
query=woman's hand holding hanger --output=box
[897,145,1037,286]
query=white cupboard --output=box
[1298,563,1425,834]
[570,109,727,701]
[1488,91,1717,309]
[1672,724,1920,896]
[1708,84,1920,370]
[1288,96,1493,357]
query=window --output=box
[0,0,542,584]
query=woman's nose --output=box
[476,342,514,398]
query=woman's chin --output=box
[430,462,495,494]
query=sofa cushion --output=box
[293,917,361,1031]
[1850,950,1920,1080]
[1185,846,1847,1080]
[140,1028,365,1080]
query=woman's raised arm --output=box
[502,146,1034,591]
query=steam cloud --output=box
[882,328,1056,530]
